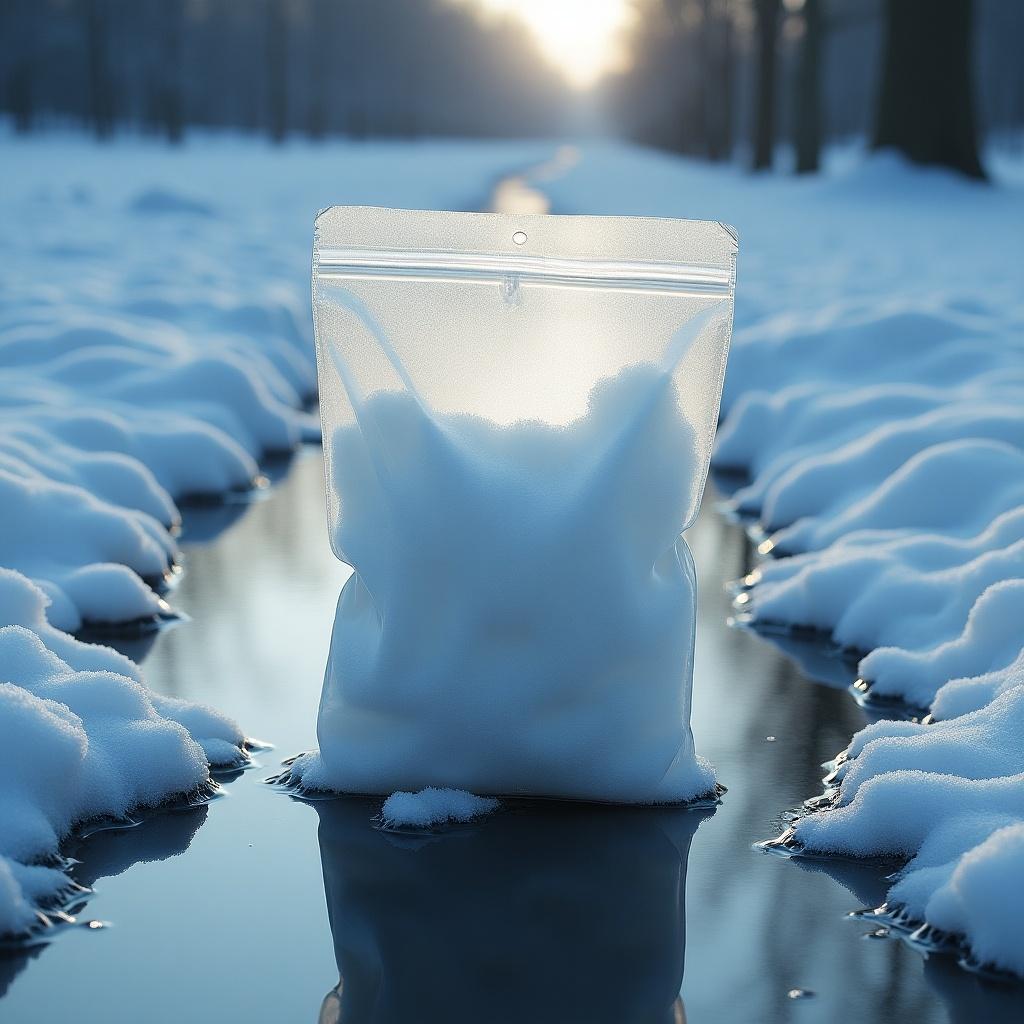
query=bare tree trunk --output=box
[151,0,184,144]
[266,0,288,143]
[794,0,822,173]
[305,0,332,139]
[83,0,115,140]
[751,0,780,170]
[4,0,36,133]
[714,3,735,162]
[8,59,34,132]
[700,0,735,162]
[872,0,985,179]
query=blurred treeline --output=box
[1,0,1022,171]
[610,0,1023,175]
[0,0,569,140]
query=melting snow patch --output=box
[1,158,319,633]
[779,687,1024,976]
[0,569,247,939]
[0,134,558,634]
[536,148,1024,979]
[931,649,1024,722]
[858,579,1024,709]
[904,822,1024,978]
[684,209,1024,979]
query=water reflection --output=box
[315,798,711,1024]
[0,805,208,998]
[63,805,209,891]
[743,629,858,692]
[924,957,1024,1024]
[794,854,1024,1024]
[176,498,251,545]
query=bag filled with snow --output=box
[300,206,737,804]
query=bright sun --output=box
[474,0,635,89]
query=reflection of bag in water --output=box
[303,207,737,804]
[315,799,709,1024]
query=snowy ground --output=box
[2,129,1024,980]
[530,142,1024,978]
[0,131,550,937]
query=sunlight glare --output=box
[476,0,634,88]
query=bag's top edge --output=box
[314,206,738,267]
[314,204,738,235]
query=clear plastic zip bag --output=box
[293,206,737,804]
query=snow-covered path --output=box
[528,142,1024,979]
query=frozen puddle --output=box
[2,451,1022,1021]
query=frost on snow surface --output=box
[379,789,500,830]
[0,134,546,939]
[533,143,1024,976]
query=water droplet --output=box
[787,988,814,1000]
[765,735,776,742]
[865,927,889,940]
[512,230,527,245]
[86,920,107,930]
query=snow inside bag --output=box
[309,206,737,804]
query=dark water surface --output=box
[2,449,1023,1023]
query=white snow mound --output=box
[0,569,246,938]
[379,789,500,830]
[538,144,1024,978]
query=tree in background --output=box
[83,0,116,140]
[266,0,289,144]
[2,0,36,133]
[793,0,822,173]
[751,0,780,170]
[305,0,335,139]
[147,0,184,144]
[603,0,736,160]
[2,0,1017,157]
[703,0,736,162]
[873,0,985,179]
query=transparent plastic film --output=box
[307,206,737,804]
